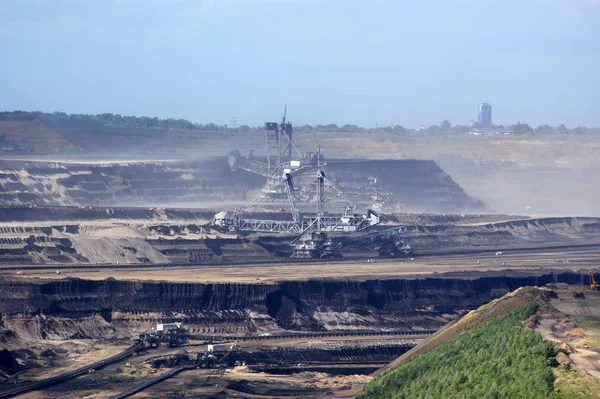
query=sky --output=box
[1,0,599,128]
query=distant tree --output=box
[238,125,251,133]
[423,125,441,135]
[572,126,588,135]
[451,125,469,133]
[100,113,114,123]
[314,124,339,132]
[556,124,568,133]
[392,125,407,135]
[535,124,554,134]
[298,124,313,132]
[3,110,597,137]
[510,123,533,134]
[340,124,361,133]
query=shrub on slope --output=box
[358,302,557,399]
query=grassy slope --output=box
[375,287,537,376]
[358,302,556,399]
[360,288,600,399]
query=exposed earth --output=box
[0,205,598,267]
[1,118,599,398]
[5,116,600,217]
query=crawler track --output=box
[188,329,436,342]
[108,367,203,399]
[0,344,142,399]
[0,257,328,271]
[1,242,599,272]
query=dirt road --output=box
[7,245,599,283]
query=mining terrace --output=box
[1,202,600,398]
[1,118,600,398]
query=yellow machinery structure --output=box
[589,272,599,291]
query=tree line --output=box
[0,111,597,136]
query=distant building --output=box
[469,127,512,136]
[477,103,492,126]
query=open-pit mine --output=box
[1,114,600,398]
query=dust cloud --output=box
[436,156,600,217]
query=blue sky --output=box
[1,0,599,128]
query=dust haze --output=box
[437,156,600,217]
[1,0,599,395]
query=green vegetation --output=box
[358,302,559,399]
[0,110,205,131]
[2,111,599,136]
[553,367,600,399]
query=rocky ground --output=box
[367,286,600,399]
[0,155,482,214]
[6,281,600,398]
[532,286,600,379]
[5,117,600,217]
[0,205,598,266]
[1,122,599,396]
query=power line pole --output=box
[231,116,238,131]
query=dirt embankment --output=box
[404,216,600,251]
[0,206,217,223]
[319,159,485,213]
[0,120,75,154]
[441,161,600,216]
[0,158,263,207]
[374,284,600,396]
[0,271,590,344]
[295,132,600,216]
[0,206,598,265]
[530,287,600,379]
[0,157,483,214]
[375,286,544,376]
[340,215,600,258]
[2,273,599,397]
[295,132,600,169]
